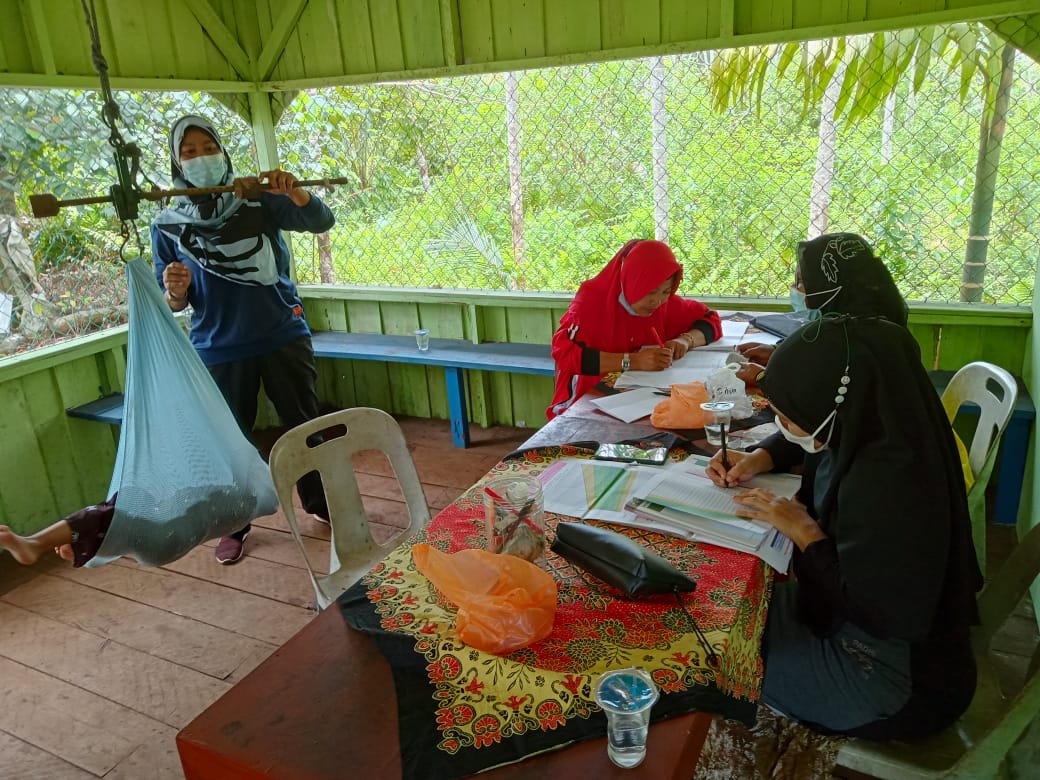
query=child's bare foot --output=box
[0,526,43,565]
[56,544,75,562]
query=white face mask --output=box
[180,153,227,187]
[775,411,835,454]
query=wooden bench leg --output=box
[994,418,1032,525]
[444,367,471,448]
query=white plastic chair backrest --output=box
[268,407,430,609]
[940,362,1017,482]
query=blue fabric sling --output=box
[87,257,278,567]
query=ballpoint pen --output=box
[720,424,731,471]
[650,327,665,349]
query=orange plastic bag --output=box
[412,543,557,654]
[650,381,711,429]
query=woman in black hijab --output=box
[708,316,982,739]
[738,233,908,377]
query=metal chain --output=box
[80,0,151,258]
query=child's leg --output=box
[0,521,73,565]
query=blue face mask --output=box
[790,286,807,312]
[180,153,227,188]
[790,287,822,320]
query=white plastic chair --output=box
[940,362,1018,572]
[835,521,1040,779]
[941,362,1018,484]
[268,407,430,609]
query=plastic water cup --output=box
[415,328,430,351]
[700,400,734,446]
[483,475,545,564]
[594,668,660,768]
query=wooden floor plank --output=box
[0,603,229,728]
[158,545,317,609]
[254,510,331,542]
[0,730,97,780]
[102,724,182,780]
[53,562,313,646]
[253,502,416,546]
[3,575,276,680]
[222,640,285,686]
[200,525,332,575]
[0,657,169,776]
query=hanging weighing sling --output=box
[87,257,278,567]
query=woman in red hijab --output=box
[547,239,721,419]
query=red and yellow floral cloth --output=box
[341,445,772,777]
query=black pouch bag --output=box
[551,521,697,598]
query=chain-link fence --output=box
[0,91,252,356]
[3,20,1039,355]
[281,23,1040,304]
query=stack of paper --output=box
[699,319,751,352]
[614,350,727,390]
[541,459,664,525]
[588,386,664,423]
[623,455,798,572]
[540,455,798,573]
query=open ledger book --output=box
[541,455,797,573]
[541,459,665,525]
[625,455,797,573]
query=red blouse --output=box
[547,240,721,419]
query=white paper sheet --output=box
[744,331,782,346]
[614,350,726,389]
[699,319,751,352]
[727,420,780,448]
[588,387,664,422]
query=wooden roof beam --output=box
[183,0,255,81]
[22,0,56,75]
[255,0,308,81]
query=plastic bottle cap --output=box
[595,669,659,712]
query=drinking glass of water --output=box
[415,328,430,351]
[700,400,734,447]
[594,667,660,768]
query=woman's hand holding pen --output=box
[731,489,826,551]
[705,448,773,488]
[636,326,675,369]
[631,346,673,371]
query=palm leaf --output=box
[912,27,935,93]
[424,217,512,288]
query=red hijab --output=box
[548,240,718,418]
[567,239,703,350]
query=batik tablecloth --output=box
[339,444,773,779]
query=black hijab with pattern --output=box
[760,316,981,643]
[798,233,909,327]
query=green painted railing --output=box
[0,288,1031,537]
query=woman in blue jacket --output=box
[151,115,335,565]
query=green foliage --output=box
[5,27,1040,329]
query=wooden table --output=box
[176,404,753,779]
[177,604,713,780]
